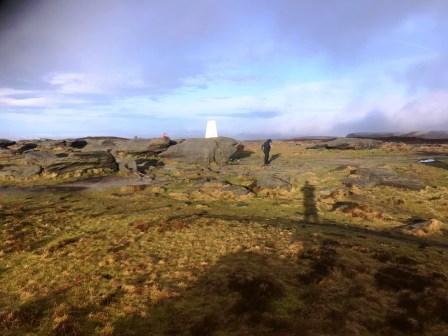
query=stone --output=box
[399,219,445,237]
[15,143,38,154]
[24,151,59,165]
[17,150,118,177]
[159,137,241,165]
[0,164,42,178]
[113,137,172,155]
[251,174,292,191]
[343,167,425,190]
[0,139,16,149]
[36,140,68,151]
[43,151,118,176]
[111,138,171,174]
[68,139,88,149]
[311,138,382,150]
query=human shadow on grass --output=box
[111,247,448,335]
[301,181,319,224]
[269,153,281,163]
[0,286,104,336]
[111,251,341,336]
[3,239,447,335]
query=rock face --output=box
[0,139,16,149]
[43,151,118,176]
[311,138,382,150]
[110,138,171,173]
[159,137,241,165]
[0,163,42,178]
[0,137,174,180]
[253,174,292,191]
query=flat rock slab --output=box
[55,175,155,190]
[344,167,425,190]
[311,138,382,150]
[252,173,292,191]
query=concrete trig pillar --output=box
[205,120,218,138]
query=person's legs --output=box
[264,151,270,165]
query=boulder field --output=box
[0,137,242,180]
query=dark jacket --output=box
[261,140,271,152]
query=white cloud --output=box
[46,72,146,94]
[0,88,33,97]
[394,91,448,129]
[0,86,90,108]
[0,96,53,107]
[0,87,53,107]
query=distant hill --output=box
[286,136,337,141]
[346,131,448,143]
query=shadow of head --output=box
[112,251,289,335]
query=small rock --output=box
[287,241,304,257]
[400,219,444,237]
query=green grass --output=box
[1,141,448,335]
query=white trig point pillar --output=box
[205,120,218,138]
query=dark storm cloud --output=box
[0,0,36,29]
[1,0,447,91]
[0,0,227,90]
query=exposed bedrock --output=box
[0,136,242,180]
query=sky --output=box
[0,0,447,139]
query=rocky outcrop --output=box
[0,139,16,149]
[42,151,118,177]
[0,150,40,178]
[111,138,171,173]
[0,137,174,180]
[0,163,42,178]
[80,137,171,174]
[159,137,241,165]
[0,150,117,179]
[311,138,382,150]
[15,143,38,154]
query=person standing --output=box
[261,139,272,165]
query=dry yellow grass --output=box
[1,140,448,335]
